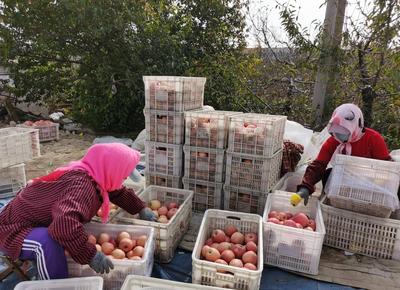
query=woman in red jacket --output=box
[291,103,391,206]
[0,143,156,279]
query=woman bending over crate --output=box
[291,103,392,206]
[0,143,156,279]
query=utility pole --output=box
[312,0,347,128]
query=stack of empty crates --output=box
[183,111,241,212]
[224,113,286,215]
[0,127,40,201]
[143,76,206,189]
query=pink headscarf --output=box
[327,103,365,160]
[32,143,140,223]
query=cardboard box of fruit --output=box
[114,185,193,263]
[192,209,263,290]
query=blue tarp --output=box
[1,248,359,290]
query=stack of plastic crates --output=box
[143,76,207,189]
[0,127,40,202]
[183,111,240,212]
[224,113,286,215]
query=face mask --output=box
[334,132,349,143]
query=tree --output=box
[0,0,255,133]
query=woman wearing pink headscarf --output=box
[291,103,391,206]
[0,143,156,279]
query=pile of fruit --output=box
[266,211,316,231]
[23,120,55,127]
[147,199,179,223]
[88,231,148,260]
[201,224,259,271]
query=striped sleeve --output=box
[109,187,146,215]
[47,177,98,265]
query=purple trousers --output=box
[19,227,68,279]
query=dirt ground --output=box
[24,131,95,180]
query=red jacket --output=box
[0,170,145,264]
[300,128,391,193]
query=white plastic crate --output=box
[15,277,103,290]
[262,191,325,275]
[19,122,59,142]
[145,141,183,176]
[143,76,206,111]
[67,223,155,290]
[0,127,36,169]
[121,275,227,290]
[225,150,282,192]
[326,154,400,218]
[145,171,182,188]
[0,164,26,199]
[321,196,400,260]
[144,109,184,144]
[15,126,41,157]
[192,209,263,290]
[185,111,241,148]
[223,185,267,215]
[114,186,193,263]
[228,113,286,157]
[183,146,225,183]
[182,177,223,212]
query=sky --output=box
[246,0,367,47]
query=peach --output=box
[205,247,220,262]
[242,251,257,265]
[101,242,114,255]
[231,232,245,245]
[201,245,210,258]
[244,263,257,270]
[119,238,135,252]
[111,249,125,259]
[308,219,316,231]
[246,241,257,253]
[132,246,145,257]
[268,211,278,219]
[97,233,110,245]
[129,256,142,260]
[212,229,226,243]
[292,213,310,228]
[158,206,168,216]
[232,244,246,259]
[267,217,281,224]
[166,202,178,210]
[229,259,243,268]
[87,234,97,245]
[205,238,213,246]
[220,250,235,263]
[167,208,178,219]
[117,231,131,243]
[95,244,102,252]
[224,224,238,237]
[136,235,147,247]
[217,242,232,254]
[158,215,169,223]
[126,250,135,258]
[149,199,161,210]
[244,233,258,244]
[283,220,297,228]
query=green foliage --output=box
[0,0,254,133]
